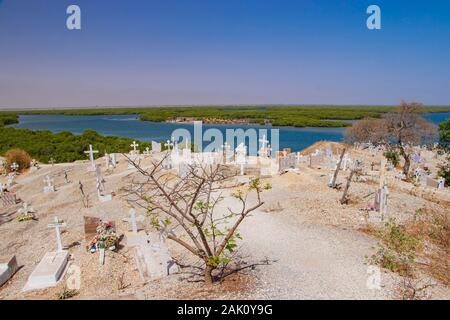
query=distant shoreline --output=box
[2,105,450,129]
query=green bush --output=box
[0,127,151,164]
[384,151,400,166]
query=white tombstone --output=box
[23,217,69,292]
[182,139,192,162]
[342,153,351,171]
[123,208,145,234]
[235,143,247,175]
[127,152,138,169]
[151,141,162,153]
[278,153,297,172]
[105,152,111,168]
[43,175,55,193]
[110,153,117,167]
[178,161,190,178]
[18,202,35,217]
[377,177,389,220]
[162,153,172,170]
[6,173,16,187]
[221,142,233,164]
[164,139,174,153]
[48,216,67,252]
[143,147,151,156]
[0,255,19,287]
[257,135,269,158]
[438,177,445,190]
[84,144,98,171]
[96,166,112,202]
[10,162,19,172]
[130,141,139,154]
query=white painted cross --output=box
[259,134,269,150]
[47,216,67,252]
[165,139,174,152]
[84,144,98,170]
[49,158,56,166]
[10,162,19,172]
[44,175,54,188]
[18,202,34,215]
[123,208,145,234]
[130,141,139,153]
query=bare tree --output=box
[123,154,271,284]
[345,102,438,177]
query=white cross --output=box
[49,158,55,166]
[267,144,273,157]
[165,140,174,152]
[123,208,145,234]
[44,175,54,188]
[10,162,19,171]
[84,144,98,169]
[47,216,67,252]
[130,141,139,152]
[259,134,269,150]
[19,202,34,215]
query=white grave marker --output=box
[84,144,98,171]
[43,175,55,193]
[123,208,145,234]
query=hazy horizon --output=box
[1,0,450,108]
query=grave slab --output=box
[125,231,150,247]
[23,251,69,292]
[0,255,19,287]
[98,194,113,202]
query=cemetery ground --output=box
[0,142,449,300]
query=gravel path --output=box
[238,211,394,299]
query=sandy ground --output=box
[0,143,449,300]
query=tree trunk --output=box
[399,146,410,177]
[340,170,356,204]
[330,148,346,188]
[204,264,214,284]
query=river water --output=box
[11,112,449,152]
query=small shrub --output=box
[437,162,450,186]
[4,148,31,172]
[383,150,400,166]
[56,288,79,300]
[368,219,420,277]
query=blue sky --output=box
[0,0,449,108]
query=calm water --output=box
[11,112,449,152]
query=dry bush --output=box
[4,148,31,172]
[368,219,420,277]
[406,208,450,285]
[394,277,435,300]
[407,208,449,249]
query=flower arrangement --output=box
[17,212,35,222]
[88,221,118,252]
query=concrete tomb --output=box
[0,255,19,287]
[151,141,162,153]
[23,217,69,292]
